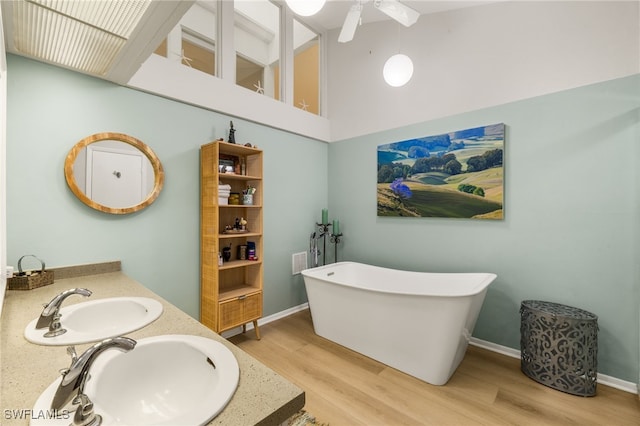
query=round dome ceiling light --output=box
[285,0,327,16]
[383,54,414,87]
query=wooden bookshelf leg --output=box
[242,324,246,334]
[253,320,261,340]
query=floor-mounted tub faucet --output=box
[310,232,321,268]
[51,337,136,423]
[36,288,92,337]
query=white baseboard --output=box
[223,304,639,395]
[470,337,639,395]
[470,337,521,359]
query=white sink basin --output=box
[25,297,163,345]
[31,335,240,426]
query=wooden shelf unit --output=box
[200,141,263,339]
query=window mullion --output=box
[217,0,235,82]
[280,4,294,106]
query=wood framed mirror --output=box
[64,132,165,214]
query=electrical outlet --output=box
[292,252,307,275]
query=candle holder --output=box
[316,223,330,236]
[314,223,330,266]
[310,222,344,267]
[330,232,343,262]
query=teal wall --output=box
[6,54,327,318]
[7,53,640,383]
[328,74,640,382]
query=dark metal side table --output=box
[520,300,598,396]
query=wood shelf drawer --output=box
[219,291,262,331]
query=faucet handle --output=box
[67,346,78,363]
[58,346,78,376]
[43,313,66,338]
[72,393,102,426]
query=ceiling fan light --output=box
[383,54,414,87]
[285,0,327,17]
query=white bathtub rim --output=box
[302,261,498,298]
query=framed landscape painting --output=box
[377,123,504,219]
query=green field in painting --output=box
[377,182,502,218]
[405,167,503,203]
[411,172,449,185]
[450,139,503,167]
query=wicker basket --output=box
[7,255,54,291]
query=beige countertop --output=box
[0,269,305,425]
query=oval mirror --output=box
[64,132,165,214]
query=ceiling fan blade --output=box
[338,3,363,43]
[374,0,419,27]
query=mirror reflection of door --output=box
[85,142,152,208]
[65,133,164,214]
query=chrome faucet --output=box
[310,232,323,268]
[51,337,136,415]
[36,288,92,337]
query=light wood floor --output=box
[229,309,640,426]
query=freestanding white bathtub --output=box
[301,261,497,385]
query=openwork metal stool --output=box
[520,300,598,396]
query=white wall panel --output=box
[327,1,640,141]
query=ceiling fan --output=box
[338,0,420,43]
